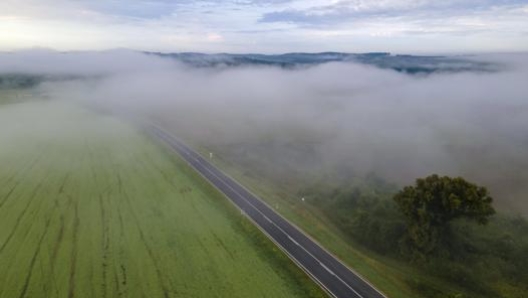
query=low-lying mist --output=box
[2,50,527,214]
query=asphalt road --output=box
[148,124,387,298]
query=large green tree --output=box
[393,174,495,257]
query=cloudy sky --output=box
[1,0,527,53]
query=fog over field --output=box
[2,50,528,214]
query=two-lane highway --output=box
[148,124,387,298]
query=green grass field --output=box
[0,99,326,298]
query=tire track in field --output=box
[119,172,171,298]
[48,181,74,298]
[0,152,44,209]
[114,206,128,298]
[99,194,109,298]
[132,146,231,296]
[50,210,67,263]
[57,174,70,194]
[1,146,61,296]
[124,148,185,297]
[17,210,54,298]
[0,150,41,187]
[0,182,44,254]
[48,204,66,297]
[185,193,236,261]
[98,147,127,298]
[0,181,22,210]
[113,155,134,298]
[51,174,73,264]
[67,198,80,298]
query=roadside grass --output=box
[0,100,326,298]
[190,144,482,298]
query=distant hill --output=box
[0,74,86,89]
[148,52,499,74]
[0,74,43,89]
[0,52,501,90]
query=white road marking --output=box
[320,262,336,276]
[288,235,300,246]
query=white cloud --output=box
[0,0,527,53]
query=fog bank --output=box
[1,50,527,214]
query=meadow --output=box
[0,98,325,298]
